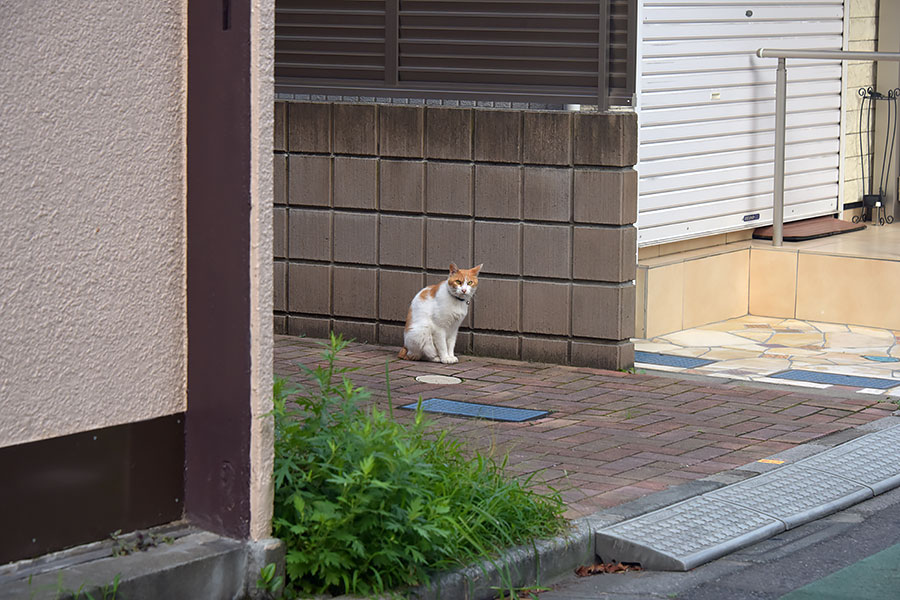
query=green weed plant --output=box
[272,334,566,598]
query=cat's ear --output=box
[472,264,483,274]
[449,262,459,274]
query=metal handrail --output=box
[756,48,900,246]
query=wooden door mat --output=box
[753,215,865,242]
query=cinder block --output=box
[455,330,473,354]
[333,319,377,343]
[287,315,331,339]
[379,214,424,268]
[333,103,377,155]
[522,281,570,335]
[287,263,331,314]
[332,266,377,318]
[521,337,568,364]
[273,207,286,258]
[472,278,520,332]
[474,110,521,163]
[333,157,377,209]
[379,270,425,321]
[274,315,287,334]
[274,155,287,205]
[571,340,634,370]
[474,221,520,275]
[288,155,330,206]
[524,112,572,165]
[572,226,637,282]
[274,102,287,152]
[426,162,473,216]
[523,167,571,222]
[472,333,520,359]
[288,209,331,261]
[425,218,473,270]
[288,102,331,153]
[573,112,637,167]
[522,224,570,277]
[380,160,425,212]
[274,261,286,312]
[571,283,635,340]
[333,212,377,264]
[474,164,521,219]
[380,105,425,157]
[426,107,473,160]
[573,169,637,225]
[378,323,406,347]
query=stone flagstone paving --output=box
[274,334,897,519]
[636,316,900,396]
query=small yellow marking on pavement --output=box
[757,459,786,464]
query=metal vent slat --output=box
[275,0,636,107]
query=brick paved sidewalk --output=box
[274,335,897,519]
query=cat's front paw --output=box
[440,356,459,364]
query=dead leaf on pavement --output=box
[575,562,643,577]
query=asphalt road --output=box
[539,485,900,599]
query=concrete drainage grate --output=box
[594,424,900,571]
[796,425,900,494]
[595,495,783,571]
[706,464,871,529]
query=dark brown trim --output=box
[186,0,253,538]
[0,415,185,564]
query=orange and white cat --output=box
[398,263,482,364]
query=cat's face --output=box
[447,263,482,301]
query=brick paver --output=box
[274,335,897,519]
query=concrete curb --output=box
[0,531,285,600]
[337,415,900,600]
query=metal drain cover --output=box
[768,369,900,389]
[635,351,716,369]
[415,375,462,385]
[400,398,548,422]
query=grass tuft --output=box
[271,333,567,597]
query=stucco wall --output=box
[0,2,186,447]
[251,0,276,541]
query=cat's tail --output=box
[397,346,410,360]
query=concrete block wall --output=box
[273,101,638,369]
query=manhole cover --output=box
[415,375,462,385]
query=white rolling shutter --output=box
[636,0,844,246]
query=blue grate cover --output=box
[401,398,549,422]
[769,370,900,389]
[634,351,716,369]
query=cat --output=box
[397,263,482,364]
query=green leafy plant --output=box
[271,333,566,597]
[30,573,121,600]
[256,562,284,599]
